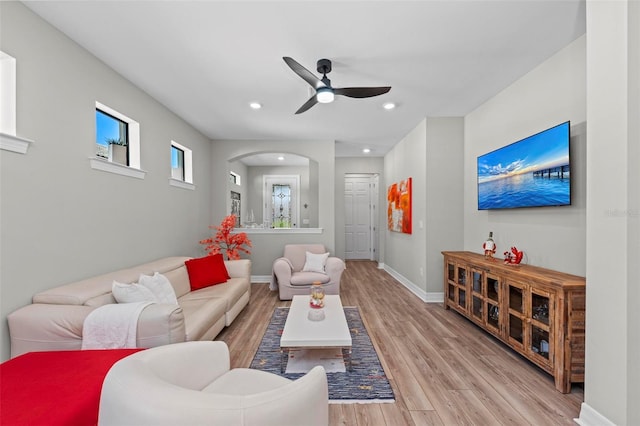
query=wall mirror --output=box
[228,153,319,228]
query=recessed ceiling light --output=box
[363,148,371,154]
[383,102,396,110]
[249,102,262,110]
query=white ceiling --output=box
[24,0,585,158]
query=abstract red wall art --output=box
[387,177,412,234]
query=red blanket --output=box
[1,349,142,425]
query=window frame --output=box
[230,171,241,186]
[0,51,33,154]
[95,108,129,164]
[90,101,144,179]
[171,144,185,181]
[169,140,194,190]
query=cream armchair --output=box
[98,341,328,426]
[273,244,345,300]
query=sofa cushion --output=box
[179,298,227,341]
[185,255,230,291]
[32,257,190,306]
[179,278,248,313]
[290,272,330,286]
[85,293,116,308]
[162,265,191,299]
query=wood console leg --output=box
[555,373,571,394]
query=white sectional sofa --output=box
[7,256,251,358]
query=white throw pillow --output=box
[112,281,157,303]
[138,272,178,305]
[302,251,330,273]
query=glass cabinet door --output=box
[507,280,526,348]
[484,272,501,334]
[445,261,469,314]
[529,288,553,364]
[487,274,500,303]
[446,261,456,303]
[456,266,468,311]
[471,269,483,321]
[457,266,467,286]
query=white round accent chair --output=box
[98,341,328,426]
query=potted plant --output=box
[106,138,127,165]
[199,214,252,260]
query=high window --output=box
[0,51,16,137]
[171,145,184,180]
[90,101,143,179]
[0,50,32,154]
[229,171,241,185]
[96,109,128,165]
[169,140,193,189]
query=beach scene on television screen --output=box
[477,123,570,210]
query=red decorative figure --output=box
[504,247,524,265]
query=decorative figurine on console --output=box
[483,232,496,260]
[504,247,524,265]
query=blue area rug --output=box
[250,307,395,403]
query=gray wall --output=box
[584,1,639,424]
[464,36,587,276]
[425,117,465,295]
[384,120,428,290]
[383,118,464,297]
[0,3,213,360]
[210,140,335,276]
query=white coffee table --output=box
[280,295,352,372]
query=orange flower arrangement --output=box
[199,215,252,260]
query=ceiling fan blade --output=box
[295,95,318,114]
[283,57,325,89]
[334,86,391,98]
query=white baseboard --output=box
[574,402,616,426]
[251,275,271,283]
[383,265,444,303]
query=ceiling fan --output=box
[283,57,391,114]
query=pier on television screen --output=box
[477,121,571,210]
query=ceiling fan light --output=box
[316,87,334,104]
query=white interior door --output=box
[344,174,376,260]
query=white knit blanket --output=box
[82,302,153,349]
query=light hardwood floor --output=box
[216,260,584,425]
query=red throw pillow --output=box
[185,254,230,291]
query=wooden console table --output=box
[442,251,585,393]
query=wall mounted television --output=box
[477,121,571,210]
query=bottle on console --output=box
[483,231,496,259]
